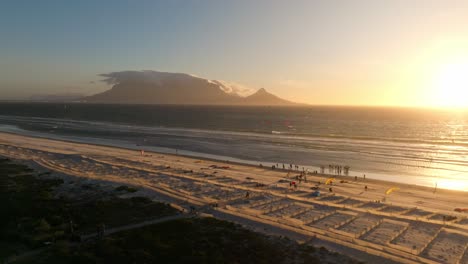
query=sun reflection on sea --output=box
[433,178,468,192]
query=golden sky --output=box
[1,1,468,108]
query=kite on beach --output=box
[385,187,400,195]
[325,178,335,185]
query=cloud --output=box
[99,70,255,97]
[99,70,180,85]
[208,80,255,97]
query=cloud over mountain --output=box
[84,70,295,105]
[99,71,254,97]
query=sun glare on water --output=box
[431,59,468,108]
[434,178,468,192]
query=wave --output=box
[1,115,468,158]
[1,114,467,190]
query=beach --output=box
[0,131,467,263]
[2,105,468,193]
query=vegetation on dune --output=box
[0,159,177,259]
[114,185,138,193]
[28,218,343,264]
[0,159,64,258]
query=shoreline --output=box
[0,130,465,195]
[1,113,468,192]
[0,131,466,212]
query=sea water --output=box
[0,103,467,191]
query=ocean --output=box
[0,102,467,191]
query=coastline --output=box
[1,131,467,263]
[0,130,468,195]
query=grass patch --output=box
[68,196,176,233]
[0,160,177,259]
[29,218,337,264]
[114,185,138,193]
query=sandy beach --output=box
[0,132,467,264]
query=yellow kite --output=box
[385,187,400,195]
[325,178,335,185]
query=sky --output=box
[1,0,468,107]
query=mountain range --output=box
[83,71,296,106]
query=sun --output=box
[431,59,468,108]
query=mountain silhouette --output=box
[84,71,296,106]
[242,88,293,105]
